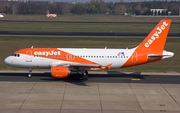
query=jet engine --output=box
[51,66,70,79]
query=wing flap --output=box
[50,61,112,69]
[62,63,100,68]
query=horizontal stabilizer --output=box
[148,54,162,60]
[148,51,174,60]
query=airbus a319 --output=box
[4,19,174,81]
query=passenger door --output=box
[26,50,32,62]
[131,51,138,63]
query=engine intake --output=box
[51,66,70,79]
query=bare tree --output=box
[114,4,127,15]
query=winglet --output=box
[100,63,112,69]
[106,63,112,69]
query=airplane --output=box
[4,19,174,81]
[46,13,57,18]
[0,14,4,18]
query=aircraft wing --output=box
[50,62,111,69]
[50,61,100,67]
[60,63,101,68]
[60,63,112,69]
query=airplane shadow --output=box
[0,71,150,86]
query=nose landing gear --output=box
[27,68,33,78]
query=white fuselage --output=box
[4,48,135,69]
[4,48,174,70]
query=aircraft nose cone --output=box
[4,57,12,65]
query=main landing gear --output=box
[27,68,33,78]
[81,70,88,81]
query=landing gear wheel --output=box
[28,74,31,78]
[85,70,88,75]
[28,68,33,78]
[82,74,88,81]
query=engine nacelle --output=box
[51,66,70,79]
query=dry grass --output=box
[1,14,180,32]
[3,14,180,22]
[0,22,179,33]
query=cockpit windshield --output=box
[11,53,20,57]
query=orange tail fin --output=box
[137,19,171,51]
[121,20,172,68]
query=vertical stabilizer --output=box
[137,19,171,51]
[121,20,172,68]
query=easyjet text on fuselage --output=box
[34,50,61,57]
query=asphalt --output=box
[0,71,180,84]
[0,31,180,37]
[0,71,180,113]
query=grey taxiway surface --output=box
[0,71,180,113]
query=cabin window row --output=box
[34,55,128,58]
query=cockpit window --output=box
[12,53,20,57]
